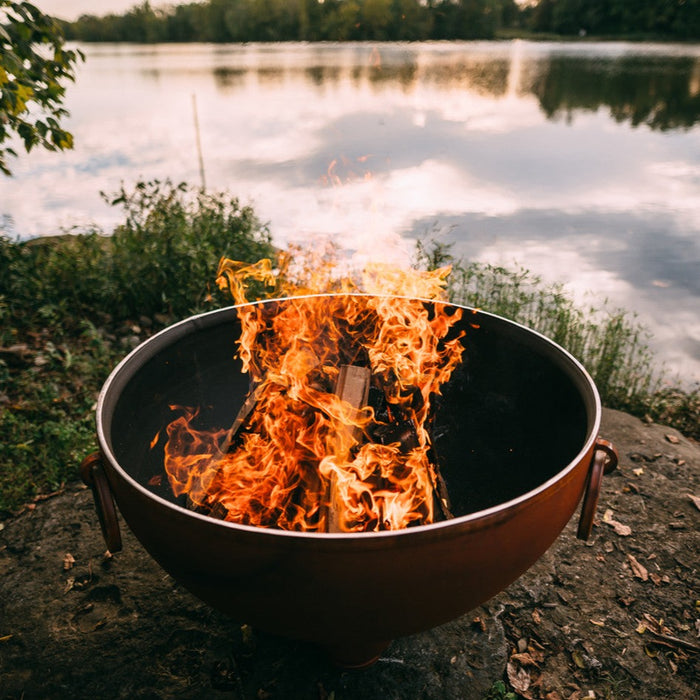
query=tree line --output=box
[525,0,700,40]
[60,0,700,43]
[60,0,518,42]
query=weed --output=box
[483,679,516,700]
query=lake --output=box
[2,41,700,384]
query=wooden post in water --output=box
[192,93,206,191]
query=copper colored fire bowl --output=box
[82,295,617,667]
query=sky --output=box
[36,1,170,21]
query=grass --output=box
[0,184,697,514]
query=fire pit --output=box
[82,294,616,667]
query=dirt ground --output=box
[0,407,698,700]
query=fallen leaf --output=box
[532,608,542,624]
[571,649,586,669]
[665,434,680,444]
[602,510,632,536]
[511,652,540,667]
[528,644,546,664]
[628,554,649,581]
[545,692,564,700]
[63,553,76,571]
[613,522,632,536]
[688,494,700,511]
[507,660,531,695]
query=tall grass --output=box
[0,179,275,329]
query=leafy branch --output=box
[0,1,83,175]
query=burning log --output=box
[368,384,453,521]
[220,382,263,455]
[184,383,262,516]
[430,448,454,521]
[325,364,371,532]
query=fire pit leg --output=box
[576,438,618,541]
[323,638,390,669]
[80,452,123,553]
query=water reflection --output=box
[212,66,246,87]
[197,44,700,128]
[3,41,700,383]
[529,54,700,130]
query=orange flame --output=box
[162,250,464,532]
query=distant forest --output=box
[61,0,700,43]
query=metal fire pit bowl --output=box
[82,294,617,668]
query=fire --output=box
[162,249,464,532]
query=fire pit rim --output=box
[95,292,602,542]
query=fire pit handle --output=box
[576,438,618,541]
[80,452,123,553]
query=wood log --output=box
[426,418,454,521]
[219,382,263,455]
[186,382,262,515]
[326,365,371,532]
[431,454,454,521]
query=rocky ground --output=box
[0,408,698,699]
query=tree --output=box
[0,1,83,176]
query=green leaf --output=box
[13,82,33,113]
